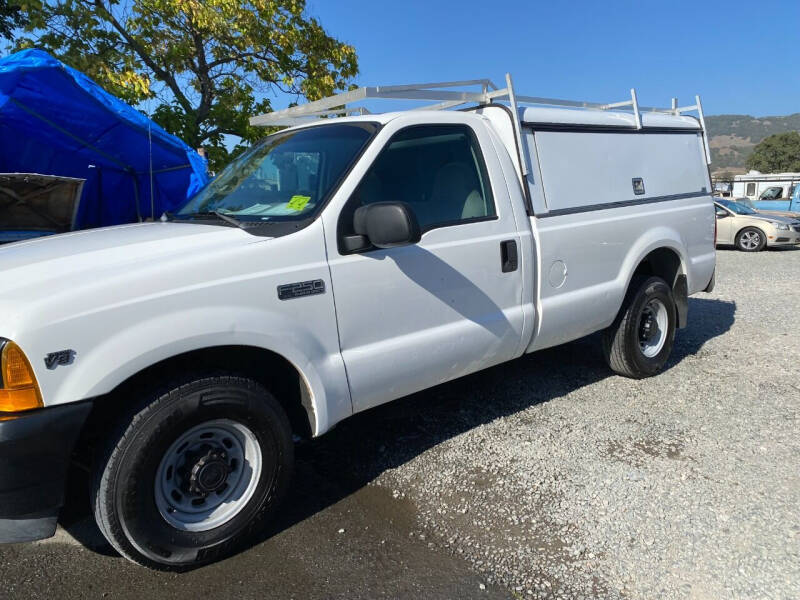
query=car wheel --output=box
[91,376,294,569]
[602,276,676,379]
[735,227,766,252]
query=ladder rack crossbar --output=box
[604,99,635,109]
[250,77,707,162]
[374,79,497,93]
[409,99,469,111]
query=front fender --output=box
[31,306,351,437]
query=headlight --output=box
[772,222,789,230]
[0,340,43,412]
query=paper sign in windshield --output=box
[287,195,311,211]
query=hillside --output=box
[705,113,800,176]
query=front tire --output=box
[603,276,676,379]
[91,376,293,569]
[736,227,766,252]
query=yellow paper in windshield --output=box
[287,195,311,211]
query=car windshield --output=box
[718,199,758,215]
[734,197,756,210]
[178,122,377,222]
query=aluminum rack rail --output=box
[250,74,711,164]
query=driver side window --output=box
[341,124,496,246]
[759,186,783,200]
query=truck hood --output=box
[0,173,84,235]
[0,222,258,311]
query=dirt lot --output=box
[1,248,798,599]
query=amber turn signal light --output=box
[0,341,43,412]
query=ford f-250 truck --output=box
[0,78,716,568]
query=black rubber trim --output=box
[420,214,498,234]
[521,123,702,134]
[537,190,708,218]
[0,338,5,388]
[704,268,715,293]
[0,515,58,543]
[0,401,92,522]
[674,274,688,329]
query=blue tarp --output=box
[0,49,210,229]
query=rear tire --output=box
[91,376,293,569]
[735,227,766,252]
[602,276,676,379]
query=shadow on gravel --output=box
[59,298,736,564]
[668,297,736,363]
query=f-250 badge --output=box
[277,279,325,300]
[44,349,76,370]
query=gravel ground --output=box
[323,247,799,599]
[2,248,798,599]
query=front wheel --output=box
[736,227,766,252]
[91,376,294,569]
[602,276,677,379]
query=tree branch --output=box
[202,126,238,140]
[188,25,213,126]
[90,0,194,114]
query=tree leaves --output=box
[13,0,358,170]
[745,132,800,173]
[0,0,27,40]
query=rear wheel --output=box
[603,276,676,379]
[91,376,293,569]
[735,227,766,252]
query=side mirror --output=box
[352,202,421,249]
[715,208,728,218]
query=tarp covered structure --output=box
[0,49,210,229]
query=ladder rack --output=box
[250,74,711,164]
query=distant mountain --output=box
[706,113,800,175]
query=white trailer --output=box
[732,171,800,201]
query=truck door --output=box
[323,122,525,413]
[755,185,790,212]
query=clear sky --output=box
[303,0,800,117]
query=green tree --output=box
[0,0,27,40]
[14,0,358,170]
[745,131,800,173]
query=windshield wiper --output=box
[167,210,246,229]
[210,210,244,228]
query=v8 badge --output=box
[45,349,76,370]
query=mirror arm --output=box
[341,234,371,253]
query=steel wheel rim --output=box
[740,231,760,250]
[154,419,262,532]
[638,298,668,358]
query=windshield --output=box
[734,197,756,210]
[718,199,758,215]
[178,122,377,222]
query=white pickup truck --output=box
[0,78,716,568]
